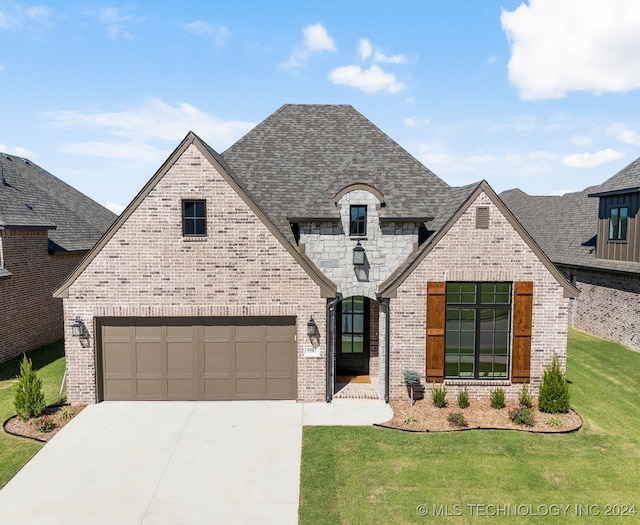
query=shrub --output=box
[403,413,418,425]
[546,416,563,429]
[59,406,75,421]
[403,369,421,405]
[509,405,536,427]
[490,387,506,409]
[518,384,533,408]
[457,387,470,409]
[32,415,55,433]
[430,382,448,408]
[446,412,468,428]
[539,354,570,413]
[14,354,46,422]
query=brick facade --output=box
[0,228,83,362]
[560,266,640,352]
[389,192,571,400]
[63,145,327,404]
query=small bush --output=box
[14,354,46,422]
[490,387,506,409]
[509,405,536,427]
[403,370,422,405]
[32,415,55,433]
[430,382,448,408]
[518,384,533,408]
[457,387,470,409]
[539,354,570,414]
[59,406,75,421]
[546,416,563,429]
[404,413,418,425]
[446,412,468,428]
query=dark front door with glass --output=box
[337,296,370,376]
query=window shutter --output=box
[426,281,446,382]
[511,281,533,383]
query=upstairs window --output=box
[182,200,207,237]
[350,205,367,237]
[609,207,628,241]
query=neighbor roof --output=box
[221,104,452,243]
[0,153,116,252]
[501,156,640,275]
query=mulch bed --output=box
[3,404,86,443]
[379,398,582,433]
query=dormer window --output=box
[350,205,367,237]
[609,207,628,241]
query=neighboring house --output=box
[502,158,640,352]
[0,153,116,362]
[54,105,577,405]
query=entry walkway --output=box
[0,399,392,525]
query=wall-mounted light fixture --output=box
[71,316,90,348]
[307,316,319,339]
[353,240,365,268]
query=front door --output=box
[336,296,370,376]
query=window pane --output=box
[446,309,460,331]
[342,314,351,333]
[445,359,459,378]
[184,201,195,217]
[341,336,352,354]
[353,314,364,333]
[195,201,205,216]
[352,335,364,354]
[445,332,460,352]
[460,309,475,331]
[460,332,475,354]
[460,356,474,377]
[184,220,195,235]
[352,296,364,311]
[195,219,206,235]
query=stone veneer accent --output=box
[561,266,640,352]
[63,145,327,404]
[0,229,83,362]
[389,191,571,401]
[300,189,418,299]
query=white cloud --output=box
[373,50,407,64]
[303,23,336,52]
[502,0,640,99]
[487,55,500,64]
[0,10,8,28]
[184,21,231,49]
[358,38,372,60]
[46,98,255,161]
[104,201,126,214]
[0,3,54,35]
[280,23,336,70]
[97,7,136,39]
[404,117,417,127]
[606,123,640,145]
[561,148,625,168]
[570,135,593,147]
[0,143,34,157]
[329,64,404,94]
[527,150,556,161]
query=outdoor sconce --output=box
[307,316,319,339]
[353,240,365,267]
[71,316,90,348]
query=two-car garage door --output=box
[99,317,296,401]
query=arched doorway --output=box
[336,296,370,376]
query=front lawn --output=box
[300,329,640,524]
[0,341,66,489]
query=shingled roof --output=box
[501,156,640,275]
[220,104,452,243]
[0,153,116,252]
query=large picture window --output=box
[608,207,628,241]
[445,282,511,379]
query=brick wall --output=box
[63,144,327,404]
[561,266,640,351]
[0,229,83,362]
[389,192,571,401]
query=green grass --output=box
[300,328,640,524]
[0,341,66,489]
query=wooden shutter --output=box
[426,281,446,382]
[511,281,533,383]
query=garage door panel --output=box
[101,317,296,401]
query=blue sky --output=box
[2,0,640,214]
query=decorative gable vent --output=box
[476,206,489,229]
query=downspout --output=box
[384,298,391,403]
[326,294,341,403]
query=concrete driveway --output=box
[0,399,391,525]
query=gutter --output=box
[382,297,391,403]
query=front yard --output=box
[0,341,66,489]
[299,328,640,524]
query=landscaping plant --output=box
[489,387,506,409]
[508,405,536,427]
[403,369,421,406]
[32,415,55,433]
[518,383,533,408]
[13,354,46,422]
[457,387,470,409]
[539,353,570,413]
[446,412,468,428]
[430,382,447,408]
